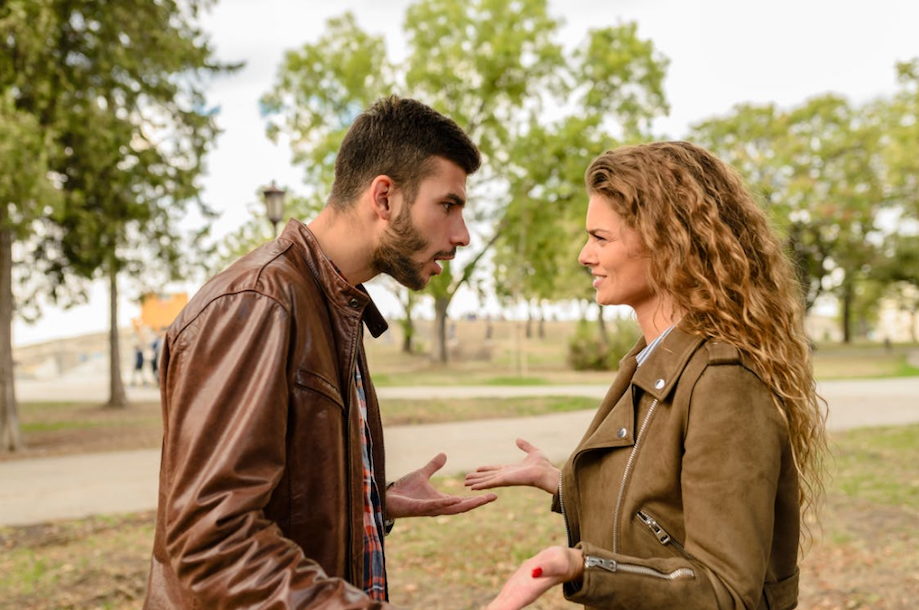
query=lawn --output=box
[1,424,917,609]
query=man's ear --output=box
[369,175,397,220]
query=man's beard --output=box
[371,206,433,291]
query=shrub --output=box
[567,318,641,371]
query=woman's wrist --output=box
[540,466,561,494]
[567,548,585,582]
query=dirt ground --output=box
[1,485,917,609]
[2,405,918,608]
[0,401,163,462]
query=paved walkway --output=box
[2,377,918,527]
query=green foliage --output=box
[567,316,641,371]
[2,0,234,306]
[258,0,670,361]
[691,95,886,319]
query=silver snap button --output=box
[617,427,628,439]
[349,298,359,308]
[654,378,665,390]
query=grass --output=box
[1,424,917,609]
[381,396,597,426]
[362,319,919,386]
[3,396,599,460]
[830,426,919,506]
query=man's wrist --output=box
[384,481,396,536]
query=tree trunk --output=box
[106,257,128,408]
[400,291,415,354]
[538,302,546,339]
[911,308,918,344]
[0,224,23,452]
[432,296,450,363]
[597,304,608,344]
[525,306,533,339]
[841,282,853,345]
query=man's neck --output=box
[308,206,376,285]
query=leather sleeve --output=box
[567,364,788,609]
[159,291,389,609]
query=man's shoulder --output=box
[170,241,321,335]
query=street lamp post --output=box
[262,181,286,238]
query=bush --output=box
[567,318,641,371]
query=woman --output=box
[469,141,827,610]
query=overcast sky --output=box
[16,0,919,346]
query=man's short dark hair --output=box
[328,96,481,208]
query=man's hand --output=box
[386,453,497,519]
[485,546,584,610]
[464,438,559,494]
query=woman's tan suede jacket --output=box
[556,327,801,610]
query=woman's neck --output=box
[634,295,682,343]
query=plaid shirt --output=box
[355,366,388,601]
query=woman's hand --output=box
[485,546,584,610]
[387,453,497,519]
[464,438,560,494]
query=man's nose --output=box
[452,216,470,247]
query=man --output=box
[144,96,495,608]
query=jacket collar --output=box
[278,219,389,338]
[630,325,706,400]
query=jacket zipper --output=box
[612,398,659,553]
[345,321,362,584]
[558,471,573,547]
[584,556,694,580]
[636,509,694,560]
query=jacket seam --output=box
[173,288,292,342]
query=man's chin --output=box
[393,273,428,292]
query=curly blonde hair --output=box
[585,141,827,538]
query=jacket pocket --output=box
[635,509,694,560]
[294,369,344,408]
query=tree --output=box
[0,91,61,450]
[691,95,888,342]
[873,58,919,342]
[879,59,919,221]
[261,1,669,362]
[1,0,230,449]
[0,0,64,450]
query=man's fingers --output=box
[419,452,448,477]
[437,492,497,515]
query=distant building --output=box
[804,314,843,343]
[874,288,919,343]
[137,292,188,333]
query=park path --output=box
[2,377,919,527]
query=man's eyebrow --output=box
[443,193,466,207]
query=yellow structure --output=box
[138,292,188,333]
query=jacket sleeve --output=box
[159,291,389,609]
[566,363,790,610]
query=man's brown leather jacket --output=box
[144,219,393,609]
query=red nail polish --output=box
[531,567,543,578]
